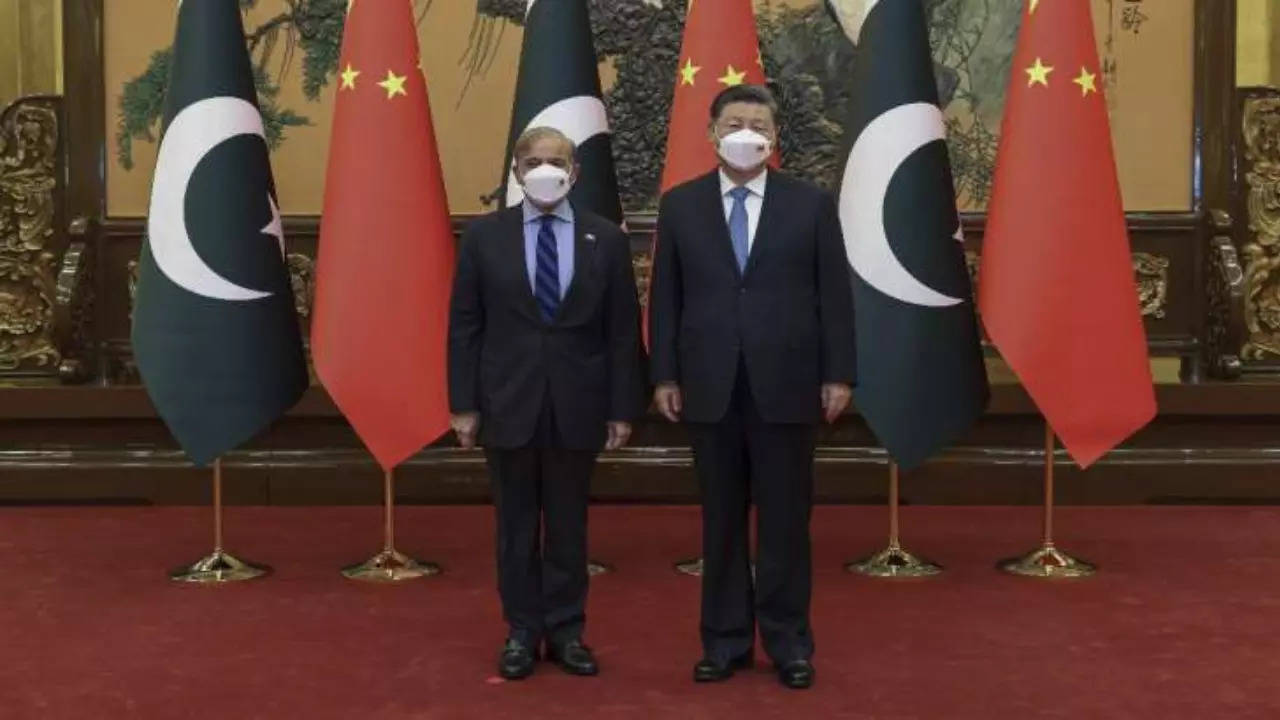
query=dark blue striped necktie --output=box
[534,215,561,322]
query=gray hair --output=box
[512,126,577,163]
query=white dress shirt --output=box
[719,168,768,251]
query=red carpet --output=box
[2,505,1279,719]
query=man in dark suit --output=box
[449,127,643,680]
[648,84,857,690]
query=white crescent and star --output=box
[506,95,612,207]
[148,96,282,302]
[840,101,964,308]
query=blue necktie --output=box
[728,186,751,272]
[534,215,561,322]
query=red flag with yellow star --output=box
[978,0,1155,467]
[659,0,769,192]
[312,0,455,470]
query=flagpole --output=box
[342,467,441,582]
[848,461,942,577]
[170,458,271,583]
[997,421,1095,578]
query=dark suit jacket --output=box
[648,170,857,424]
[448,204,644,450]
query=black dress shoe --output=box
[777,660,815,689]
[693,653,754,682]
[498,639,536,680]
[547,640,598,676]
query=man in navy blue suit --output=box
[648,85,857,690]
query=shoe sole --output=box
[551,660,599,676]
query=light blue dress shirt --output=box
[521,199,575,300]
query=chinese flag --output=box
[979,0,1155,468]
[312,0,455,470]
[660,0,770,193]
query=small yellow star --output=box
[1073,67,1098,96]
[378,70,407,99]
[679,58,701,86]
[1025,57,1053,87]
[339,64,360,91]
[717,64,747,87]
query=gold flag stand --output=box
[170,459,271,583]
[674,556,703,577]
[342,469,441,582]
[997,423,1096,578]
[847,462,941,578]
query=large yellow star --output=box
[1025,57,1053,87]
[679,58,701,86]
[339,64,360,91]
[1073,67,1098,96]
[717,64,747,87]
[378,70,407,99]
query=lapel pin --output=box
[585,233,597,244]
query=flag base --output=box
[846,544,942,578]
[170,550,271,584]
[341,548,441,583]
[587,559,613,576]
[997,543,1095,578]
[674,556,703,577]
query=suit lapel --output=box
[742,172,781,279]
[554,213,596,324]
[502,206,543,324]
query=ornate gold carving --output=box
[632,250,652,309]
[964,250,980,297]
[127,258,139,310]
[1133,252,1169,319]
[53,232,94,382]
[286,252,314,318]
[0,98,60,372]
[1241,96,1280,361]
[1207,234,1245,378]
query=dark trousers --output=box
[484,397,596,648]
[687,359,817,665]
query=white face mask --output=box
[519,163,573,206]
[716,129,772,172]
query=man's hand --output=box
[451,412,480,449]
[821,383,852,424]
[654,383,683,423]
[605,421,632,451]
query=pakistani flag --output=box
[132,0,308,466]
[829,0,989,470]
[501,0,623,223]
